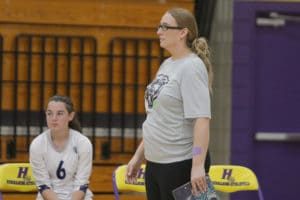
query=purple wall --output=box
[232,1,300,199]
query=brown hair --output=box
[48,95,82,132]
[168,8,213,93]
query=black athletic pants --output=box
[145,151,211,200]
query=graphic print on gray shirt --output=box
[145,74,169,109]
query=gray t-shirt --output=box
[143,53,211,163]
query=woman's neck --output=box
[171,51,193,61]
[169,47,192,60]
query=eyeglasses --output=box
[157,25,184,31]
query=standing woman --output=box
[126,8,215,199]
[30,95,93,200]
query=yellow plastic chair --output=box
[112,164,146,200]
[208,165,264,200]
[0,163,37,200]
[112,164,264,200]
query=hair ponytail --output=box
[191,37,213,94]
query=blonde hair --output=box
[168,8,213,93]
[191,38,213,93]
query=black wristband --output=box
[79,184,88,193]
[38,184,50,193]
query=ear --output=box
[179,28,189,40]
[69,112,75,121]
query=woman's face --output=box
[46,101,74,132]
[157,12,183,50]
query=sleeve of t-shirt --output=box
[73,135,93,190]
[29,135,52,188]
[180,59,211,119]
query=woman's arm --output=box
[126,140,145,183]
[191,117,210,195]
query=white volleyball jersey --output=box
[29,129,93,200]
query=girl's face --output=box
[46,101,74,132]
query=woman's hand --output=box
[126,157,143,184]
[126,141,145,184]
[191,166,207,196]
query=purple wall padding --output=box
[232,1,300,199]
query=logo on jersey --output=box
[73,146,78,154]
[145,74,169,109]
